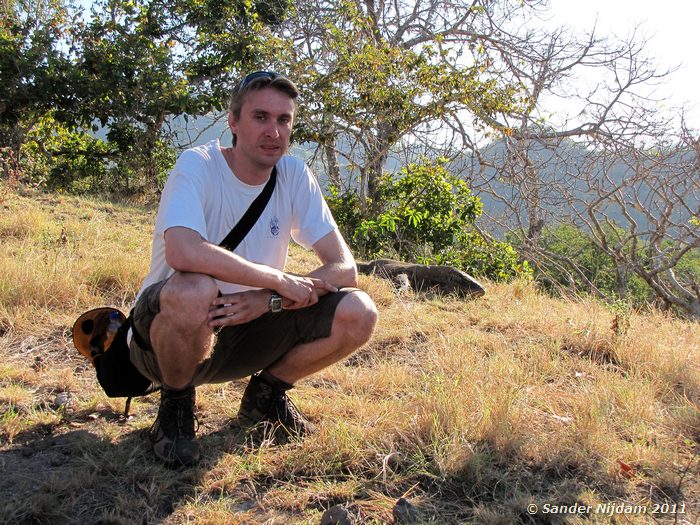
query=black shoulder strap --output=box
[219,166,277,252]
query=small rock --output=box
[393,273,412,294]
[320,504,352,525]
[52,392,73,410]
[392,497,419,523]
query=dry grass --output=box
[0,181,698,524]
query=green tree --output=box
[71,0,289,192]
[277,0,523,204]
[534,223,651,305]
[1,0,292,192]
[0,0,80,181]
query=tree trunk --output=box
[366,124,392,205]
[323,143,342,189]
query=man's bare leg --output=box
[237,290,378,437]
[267,290,378,384]
[149,272,218,389]
[146,272,217,466]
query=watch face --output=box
[270,293,282,312]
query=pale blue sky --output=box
[548,0,700,129]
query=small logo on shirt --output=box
[270,216,280,237]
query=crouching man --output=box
[127,71,378,466]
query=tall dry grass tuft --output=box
[0,185,152,333]
[0,182,698,524]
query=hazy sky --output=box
[547,0,700,129]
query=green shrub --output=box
[327,159,530,282]
[17,115,175,195]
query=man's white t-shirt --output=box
[135,139,337,300]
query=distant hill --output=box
[454,138,699,235]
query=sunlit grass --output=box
[0,185,152,333]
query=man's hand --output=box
[277,274,338,310]
[207,289,270,328]
[206,274,338,327]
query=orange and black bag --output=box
[72,307,158,414]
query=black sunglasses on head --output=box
[238,71,282,93]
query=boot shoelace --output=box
[150,394,199,441]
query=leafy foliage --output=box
[0,1,80,179]
[1,0,290,193]
[23,113,111,192]
[283,0,524,201]
[328,159,529,282]
[531,223,700,315]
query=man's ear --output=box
[227,112,237,132]
[227,112,239,147]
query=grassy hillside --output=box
[0,182,698,524]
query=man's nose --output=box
[265,123,280,138]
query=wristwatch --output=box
[269,292,283,313]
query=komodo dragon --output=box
[356,259,486,299]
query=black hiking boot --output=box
[149,385,200,466]
[236,371,315,440]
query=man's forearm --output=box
[164,227,337,306]
[306,229,359,291]
[169,236,284,289]
[306,260,358,290]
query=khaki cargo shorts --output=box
[128,278,356,386]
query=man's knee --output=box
[334,290,378,346]
[159,272,218,318]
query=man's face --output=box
[228,87,295,170]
